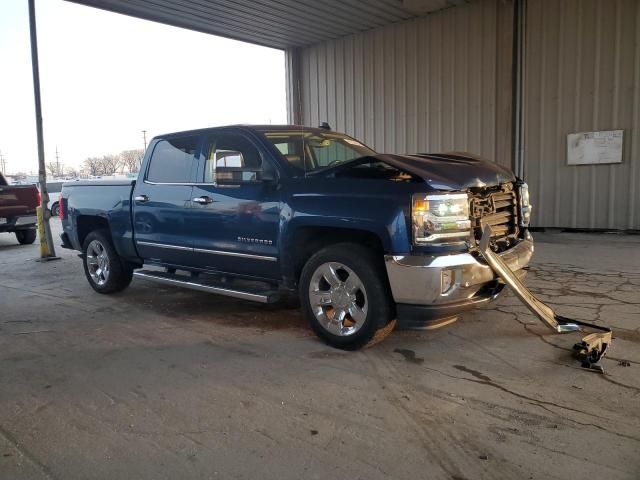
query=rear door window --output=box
[146,136,199,183]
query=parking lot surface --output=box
[1,221,639,480]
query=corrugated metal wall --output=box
[524,0,640,229]
[291,0,639,230]
[294,0,515,168]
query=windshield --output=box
[260,129,376,173]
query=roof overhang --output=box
[66,0,470,50]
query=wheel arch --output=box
[76,215,111,248]
[284,225,387,289]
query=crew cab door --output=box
[189,130,280,279]
[133,135,200,266]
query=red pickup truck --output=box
[0,173,39,245]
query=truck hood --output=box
[319,152,515,190]
[370,152,515,190]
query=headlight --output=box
[412,193,471,245]
[519,183,532,226]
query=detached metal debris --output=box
[479,225,613,373]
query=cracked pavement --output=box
[0,223,638,479]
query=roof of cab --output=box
[154,124,337,140]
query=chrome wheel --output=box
[308,262,368,336]
[86,240,110,286]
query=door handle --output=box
[134,195,149,203]
[192,196,214,205]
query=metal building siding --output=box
[524,0,640,229]
[296,0,514,168]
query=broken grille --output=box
[470,183,519,249]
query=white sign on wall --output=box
[567,130,623,165]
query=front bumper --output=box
[384,234,534,324]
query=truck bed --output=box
[61,180,137,259]
[0,174,39,220]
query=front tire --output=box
[299,243,395,350]
[50,203,60,217]
[15,229,37,245]
[82,229,133,294]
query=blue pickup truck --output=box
[60,125,533,349]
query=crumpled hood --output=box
[370,152,515,190]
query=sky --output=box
[0,0,287,175]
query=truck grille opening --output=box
[469,183,519,252]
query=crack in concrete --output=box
[526,263,640,310]
[423,364,614,422]
[494,302,640,392]
[527,401,640,444]
[516,423,638,475]
[493,306,571,351]
[496,305,640,368]
[430,364,640,442]
[13,330,54,336]
[596,375,640,395]
[0,424,57,480]
[447,331,526,375]
[530,262,640,279]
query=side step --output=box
[133,270,280,303]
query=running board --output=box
[133,270,280,303]
[478,225,613,373]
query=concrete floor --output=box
[0,221,638,480]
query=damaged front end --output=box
[478,224,613,373]
[328,151,613,372]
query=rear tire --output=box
[299,243,395,350]
[50,203,60,217]
[15,229,37,245]
[82,229,133,294]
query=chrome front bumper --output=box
[384,234,534,307]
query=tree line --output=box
[45,149,145,178]
[83,149,145,176]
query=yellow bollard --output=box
[37,206,50,257]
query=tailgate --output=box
[0,184,39,217]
